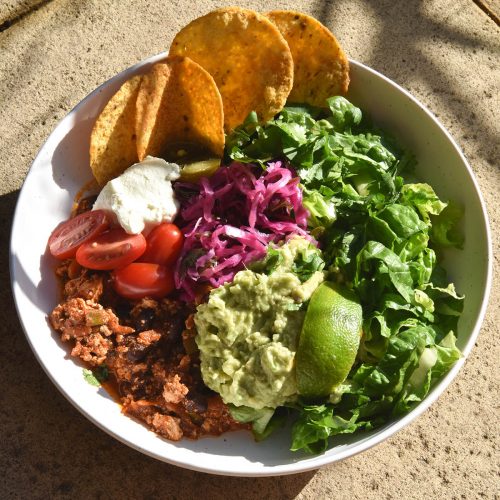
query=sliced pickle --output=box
[180,158,221,181]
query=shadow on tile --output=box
[315,0,499,170]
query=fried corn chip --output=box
[169,7,294,131]
[135,57,225,161]
[90,75,142,186]
[266,10,349,107]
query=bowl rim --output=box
[9,54,493,476]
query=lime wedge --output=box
[179,159,221,181]
[296,282,362,398]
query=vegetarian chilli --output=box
[47,8,464,454]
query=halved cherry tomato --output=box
[113,263,175,299]
[48,210,109,259]
[76,228,146,270]
[139,223,184,266]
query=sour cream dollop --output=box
[93,156,180,234]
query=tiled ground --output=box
[1,1,498,498]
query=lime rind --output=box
[296,282,362,398]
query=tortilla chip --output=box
[169,7,294,131]
[266,10,349,107]
[135,57,225,161]
[90,75,142,186]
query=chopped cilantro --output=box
[292,251,325,282]
[262,247,284,274]
[83,365,109,387]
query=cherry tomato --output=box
[48,210,109,259]
[76,228,146,270]
[113,263,175,299]
[140,223,184,266]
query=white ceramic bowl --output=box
[10,55,492,476]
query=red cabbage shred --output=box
[173,161,311,300]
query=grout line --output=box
[0,0,55,33]
[472,0,500,26]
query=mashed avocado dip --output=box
[195,237,324,410]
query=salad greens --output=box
[226,96,464,454]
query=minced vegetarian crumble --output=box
[49,203,247,441]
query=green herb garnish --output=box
[83,365,109,387]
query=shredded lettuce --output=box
[431,201,465,249]
[226,97,464,454]
[228,405,287,442]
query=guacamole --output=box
[195,237,324,410]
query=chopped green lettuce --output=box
[229,405,287,442]
[225,96,464,454]
[431,201,465,248]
